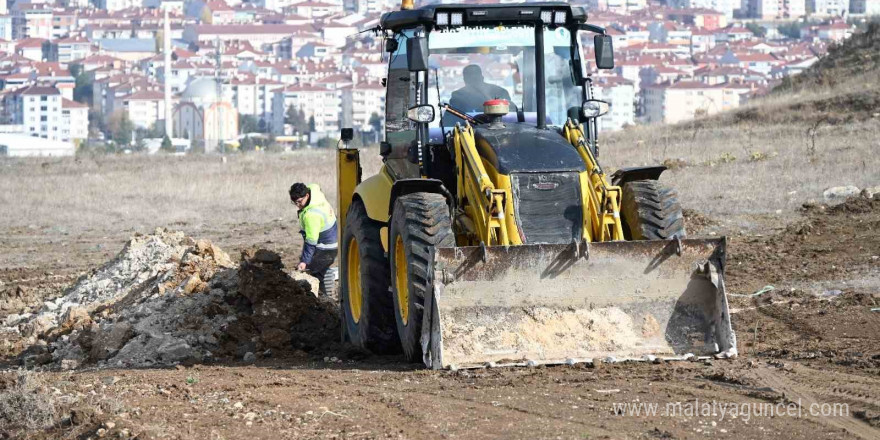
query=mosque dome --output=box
[181,78,219,103]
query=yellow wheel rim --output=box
[394,235,409,325]
[347,238,362,323]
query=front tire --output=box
[389,193,454,362]
[339,200,398,354]
[620,180,686,240]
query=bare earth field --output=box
[1,133,879,439]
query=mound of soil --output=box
[228,249,339,355]
[5,230,339,369]
[726,194,880,294]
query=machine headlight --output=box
[450,12,463,25]
[582,99,610,118]
[554,11,567,24]
[436,12,448,26]
[540,10,553,23]
[407,105,435,123]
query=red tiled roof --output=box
[18,85,61,96]
[125,90,165,100]
[62,98,88,108]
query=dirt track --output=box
[2,198,879,439]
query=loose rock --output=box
[823,185,860,205]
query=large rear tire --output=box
[389,193,454,362]
[339,200,398,354]
[621,180,686,240]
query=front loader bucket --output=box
[420,238,736,369]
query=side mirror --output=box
[340,128,354,142]
[379,141,392,157]
[385,38,398,53]
[406,104,434,123]
[594,35,614,69]
[406,37,429,72]
[582,99,610,118]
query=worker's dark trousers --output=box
[307,248,337,296]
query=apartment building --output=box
[850,0,880,13]
[591,76,636,132]
[4,85,64,141]
[340,79,384,134]
[12,3,52,40]
[808,0,850,15]
[222,76,283,124]
[48,36,91,64]
[119,90,166,129]
[61,98,88,143]
[271,85,341,137]
[0,15,13,41]
[747,0,806,18]
[643,81,744,124]
[51,9,78,39]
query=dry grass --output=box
[603,119,880,225]
[0,369,57,434]
[2,120,878,237]
[0,149,383,233]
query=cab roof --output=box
[379,2,588,32]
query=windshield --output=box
[427,25,582,130]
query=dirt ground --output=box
[2,197,879,439]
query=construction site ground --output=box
[1,196,879,440]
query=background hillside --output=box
[726,21,880,126]
[603,22,880,231]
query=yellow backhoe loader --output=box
[336,2,736,369]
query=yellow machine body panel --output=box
[354,166,394,224]
[337,148,361,232]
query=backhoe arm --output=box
[452,123,512,246]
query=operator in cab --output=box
[443,65,515,126]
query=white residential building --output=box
[272,85,341,137]
[50,36,92,64]
[786,0,807,17]
[61,98,88,143]
[808,0,850,15]
[4,85,65,142]
[747,0,806,17]
[119,90,166,130]
[353,0,397,14]
[0,16,12,41]
[12,3,52,40]
[100,0,141,12]
[643,82,743,124]
[850,0,880,13]
[686,0,737,17]
[290,1,344,18]
[750,0,779,18]
[341,80,385,133]
[222,77,284,125]
[591,77,635,132]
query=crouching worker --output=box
[289,182,338,296]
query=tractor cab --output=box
[378,2,614,184]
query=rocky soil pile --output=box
[4,229,339,369]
